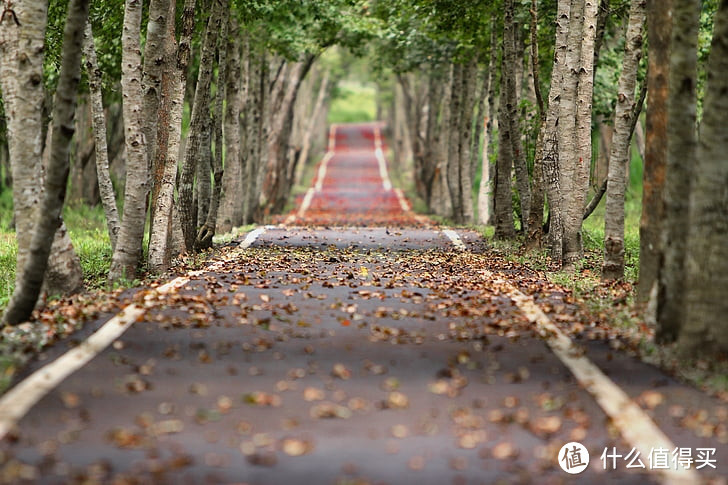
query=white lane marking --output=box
[328,124,337,152]
[443,229,699,485]
[297,188,315,219]
[394,188,410,212]
[314,151,334,193]
[373,125,393,191]
[239,226,267,249]
[0,226,268,440]
[442,229,467,250]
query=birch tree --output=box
[0,0,82,301]
[3,0,89,325]
[148,0,196,272]
[109,0,149,282]
[83,23,120,250]
[179,0,223,251]
[679,0,728,358]
[638,0,671,303]
[602,0,646,280]
[657,0,699,342]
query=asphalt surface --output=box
[1,123,726,484]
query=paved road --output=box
[1,123,726,484]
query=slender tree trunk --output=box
[109,0,149,282]
[657,0,699,342]
[148,0,196,272]
[447,63,464,223]
[295,68,329,184]
[526,0,547,249]
[638,0,671,304]
[432,65,453,217]
[679,0,728,358]
[0,0,82,300]
[141,0,171,165]
[494,59,516,239]
[504,0,531,233]
[83,23,120,250]
[3,0,88,325]
[0,0,47,289]
[602,0,646,280]
[243,47,266,224]
[478,27,499,226]
[197,14,230,248]
[542,0,571,264]
[178,0,223,251]
[459,57,478,224]
[474,65,490,225]
[218,19,244,233]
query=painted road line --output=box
[239,226,267,249]
[328,124,337,152]
[0,226,268,440]
[0,304,145,440]
[314,151,334,193]
[373,125,393,191]
[443,229,699,484]
[394,188,410,212]
[442,229,467,250]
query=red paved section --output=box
[285,123,425,227]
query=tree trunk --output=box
[504,0,531,233]
[638,0,671,304]
[109,0,150,282]
[432,65,453,217]
[3,0,88,325]
[83,23,120,250]
[217,20,245,234]
[141,0,171,165]
[178,0,223,251]
[447,63,464,223]
[294,68,329,186]
[657,0,699,342]
[602,0,646,280]
[494,57,516,239]
[541,0,571,264]
[197,14,230,248]
[474,64,490,225]
[526,0,547,249]
[148,0,196,272]
[458,57,478,224]
[243,47,267,224]
[0,0,47,289]
[0,0,83,300]
[679,0,728,358]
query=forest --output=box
[0,0,726,362]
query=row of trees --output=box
[0,0,727,358]
[374,0,727,359]
[0,0,374,323]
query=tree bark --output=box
[494,57,516,239]
[178,0,223,251]
[542,0,571,264]
[657,0,699,342]
[148,0,196,272]
[197,13,230,248]
[141,0,171,165]
[504,0,530,233]
[679,0,728,358]
[83,23,120,250]
[243,47,267,224]
[447,63,464,223]
[109,0,149,282]
[638,0,671,304]
[217,19,245,234]
[526,0,547,248]
[3,0,89,325]
[458,57,478,224]
[602,0,646,280]
[0,0,82,300]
